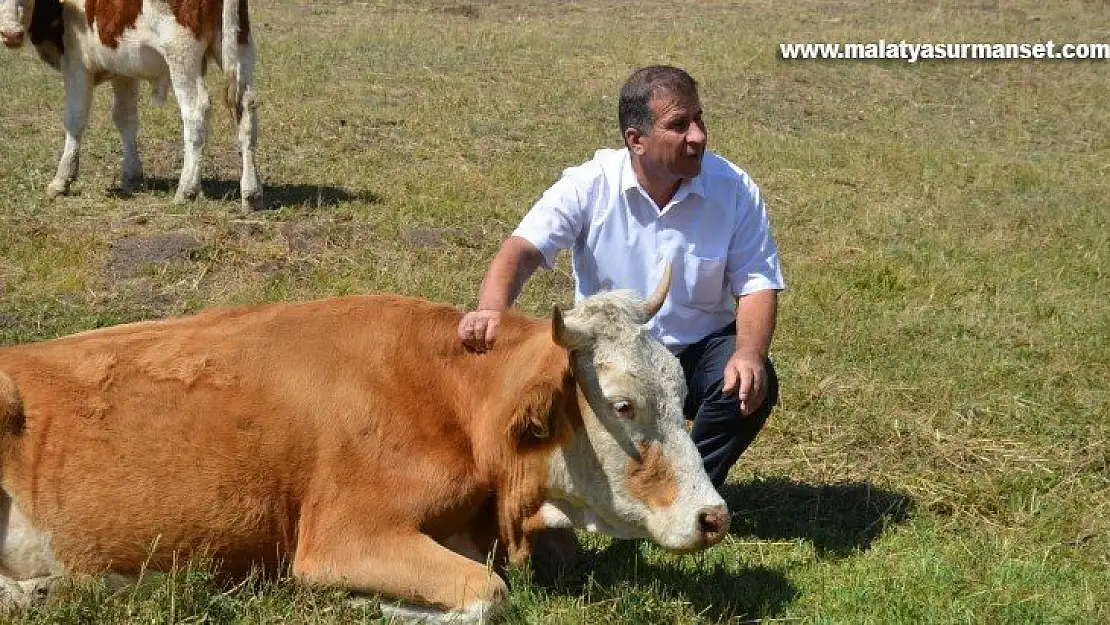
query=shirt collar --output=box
[619,150,641,196]
[620,149,707,207]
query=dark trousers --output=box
[677,323,779,488]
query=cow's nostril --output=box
[697,506,730,543]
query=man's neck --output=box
[630,158,683,210]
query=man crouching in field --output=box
[460,65,786,498]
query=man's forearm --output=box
[735,289,779,359]
[476,236,543,311]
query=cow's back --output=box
[0,295,487,575]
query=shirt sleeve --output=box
[726,180,786,296]
[511,173,588,270]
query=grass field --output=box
[1,0,1107,622]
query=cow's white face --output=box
[542,273,729,552]
[0,0,31,48]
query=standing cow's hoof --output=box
[173,188,200,204]
[120,172,146,196]
[45,181,69,199]
[241,188,264,211]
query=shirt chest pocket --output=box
[682,254,727,307]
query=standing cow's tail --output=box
[0,372,25,440]
[221,0,252,122]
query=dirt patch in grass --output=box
[105,231,204,279]
[402,227,468,249]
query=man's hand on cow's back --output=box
[721,351,767,415]
[460,236,545,353]
[459,309,503,352]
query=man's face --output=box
[633,90,707,181]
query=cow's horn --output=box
[552,306,589,349]
[641,262,672,321]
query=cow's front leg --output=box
[168,52,210,203]
[293,530,507,624]
[111,76,144,195]
[47,68,93,199]
[236,85,262,210]
[227,36,263,211]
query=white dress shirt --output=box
[513,148,785,351]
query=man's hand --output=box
[721,351,767,415]
[458,237,545,353]
[458,309,503,353]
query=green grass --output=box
[1,0,1107,622]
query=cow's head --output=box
[537,266,729,553]
[0,0,32,48]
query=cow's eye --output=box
[611,399,634,419]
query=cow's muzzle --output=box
[697,505,730,547]
[1,30,24,48]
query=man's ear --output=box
[625,127,645,155]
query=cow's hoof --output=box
[0,575,55,612]
[380,598,504,624]
[120,173,146,196]
[18,576,57,606]
[45,181,68,199]
[174,188,199,204]
[0,577,26,611]
[241,189,264,211]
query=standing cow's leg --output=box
[293,530,507,624]
[232,42,262,211]
[166,46,210,204]
[218,0,263,210]
[46,67,94,199]
[111,76,145,195]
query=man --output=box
[459,65,785,489]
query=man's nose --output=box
[687,121,707,145]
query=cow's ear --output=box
[508,381,557,443]
[507,356,577,447]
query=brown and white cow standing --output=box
[0,0,262,210]
[0,269,729,623]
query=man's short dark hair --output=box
[618,65,699,143]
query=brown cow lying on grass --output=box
[0,268,728,623]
